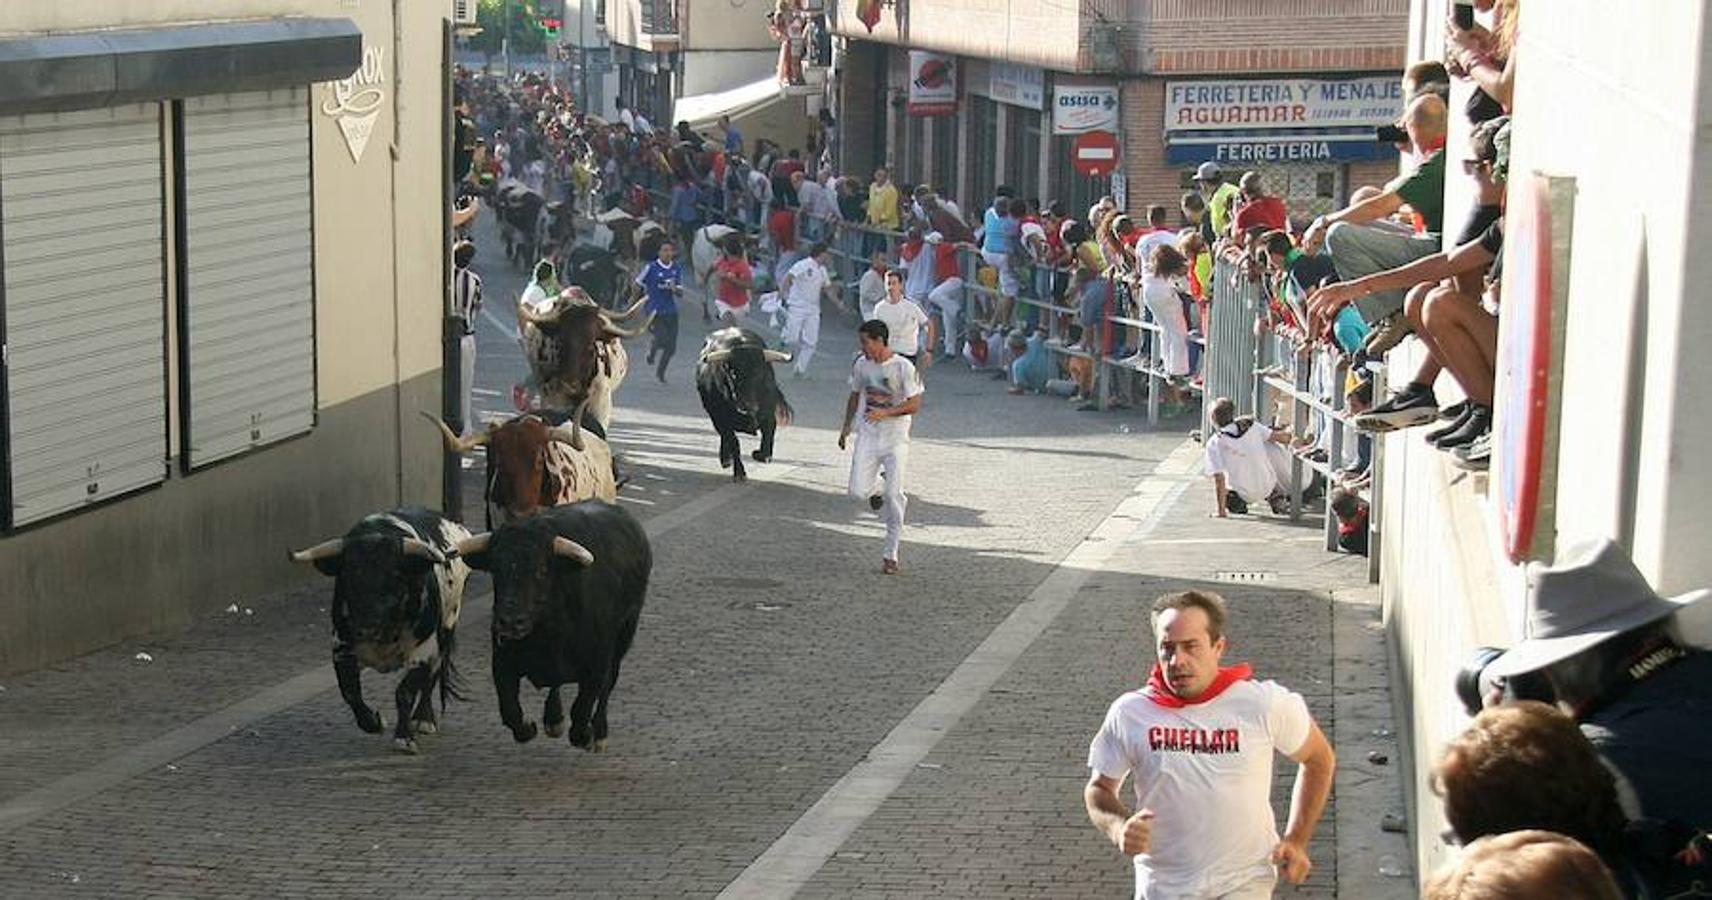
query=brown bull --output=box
[425,399,616,528]
[519,289,650,429]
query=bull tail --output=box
[437,630,469,705]
[774,391,794,428]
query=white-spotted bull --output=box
[457,500,650,751]
[425,399,616,528]
[695,327,794,482]
[518,291,648,429]
[289,508,471,754]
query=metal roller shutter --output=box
[1,104,168,527]
[181,87,315,469]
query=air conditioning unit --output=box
[453,0,478,26]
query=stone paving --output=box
[0,215,1412,897]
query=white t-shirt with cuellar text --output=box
[873,298,931,356]
[848,353,923,447]
[1088,679,1312,899]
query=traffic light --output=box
[540,16,561,36]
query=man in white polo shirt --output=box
[779,242,836,379]
[873,268,937,367]
[1084,590,1336,900]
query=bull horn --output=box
[601,311,654,340]
[400,538,445,563]
[700,349,733,364]
[420,410,489,454]
[762,349,792,364]
[548,397,593,452]
[288,538,345,563]
[455,534,490,558]
[517,302,559,327]
[552,536,595,565]
[610,296,648,321]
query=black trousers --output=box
[649,312,680,378]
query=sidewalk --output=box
[795,464,1415,898]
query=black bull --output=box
[457,501,651,752]
[695,328,794,482]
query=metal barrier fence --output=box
[1203,255,1263,420]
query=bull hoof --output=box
[568,726,593,749]
[512,720,539,744]
[357,711,386,734]
[413,720,438,735]
[733,469,748,483]
[544,718,567,738]
[720,454,733,469]
[591,738,608,754]
[751,450,771,463]
[392,737,421,755]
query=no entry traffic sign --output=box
[1071,130,1120,176]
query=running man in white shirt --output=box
[839,320,924,575]
[1084,590,1336,900]
[873,269,937,367]
[779,242,837,378]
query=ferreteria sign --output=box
[1165,76,1404,132]
[1162,74,1403,165]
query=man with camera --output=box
[1463,538,1712,832]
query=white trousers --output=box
[782,309,820,374]
[927,277,964,355]
[849,437,909,561]
[459,333,477,435]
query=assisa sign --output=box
[907,51,957,117]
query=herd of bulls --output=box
[288,271,795,757]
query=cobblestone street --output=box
[0,222,1410,897]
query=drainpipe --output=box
[390,0,406,503]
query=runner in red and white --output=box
[1083,591,1336,900]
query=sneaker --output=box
[880,558,899,575]
[1435,405,1492,450]
[1360,315,1414,356]
[1225,490,1249,516]
[868,494,884,511]
[1451,431,1492,470]
[1267,492,1291,515]
[1426,403,1476,445]
[1354,385,1438,432]
[1438,400,1468,421]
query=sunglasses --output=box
[1461,159,1490,174]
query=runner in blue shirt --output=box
[635,240,685,382]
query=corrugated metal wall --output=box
[180,88,315,468]
[0,104,168,526]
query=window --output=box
[967,96,997,209]
[1003,106,1042,200]
[905,113,927,185]
[0,104,169,527]
[177,88,316,469]
[930,113,957,195]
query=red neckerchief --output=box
[1141,662,1253,708]
[1418,136,1447,154]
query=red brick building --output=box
[830,0,1409,224]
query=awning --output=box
[673,77,784,131]
[0,18,361,114]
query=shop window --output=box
[967,96,997,209]
[1003,107,1042,200]
[930,114,957,195]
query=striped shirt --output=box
[453,266,483,333]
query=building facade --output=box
[0,1,455,675]
[832,0,1408,223]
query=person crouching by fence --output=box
[1203,397,1295,517]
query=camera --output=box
[1453,2,1476,30]
[1454,646,1559,717]
[1375,124,1409,144]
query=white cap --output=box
[924,231,944,244]
[1194,161,1222,181]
